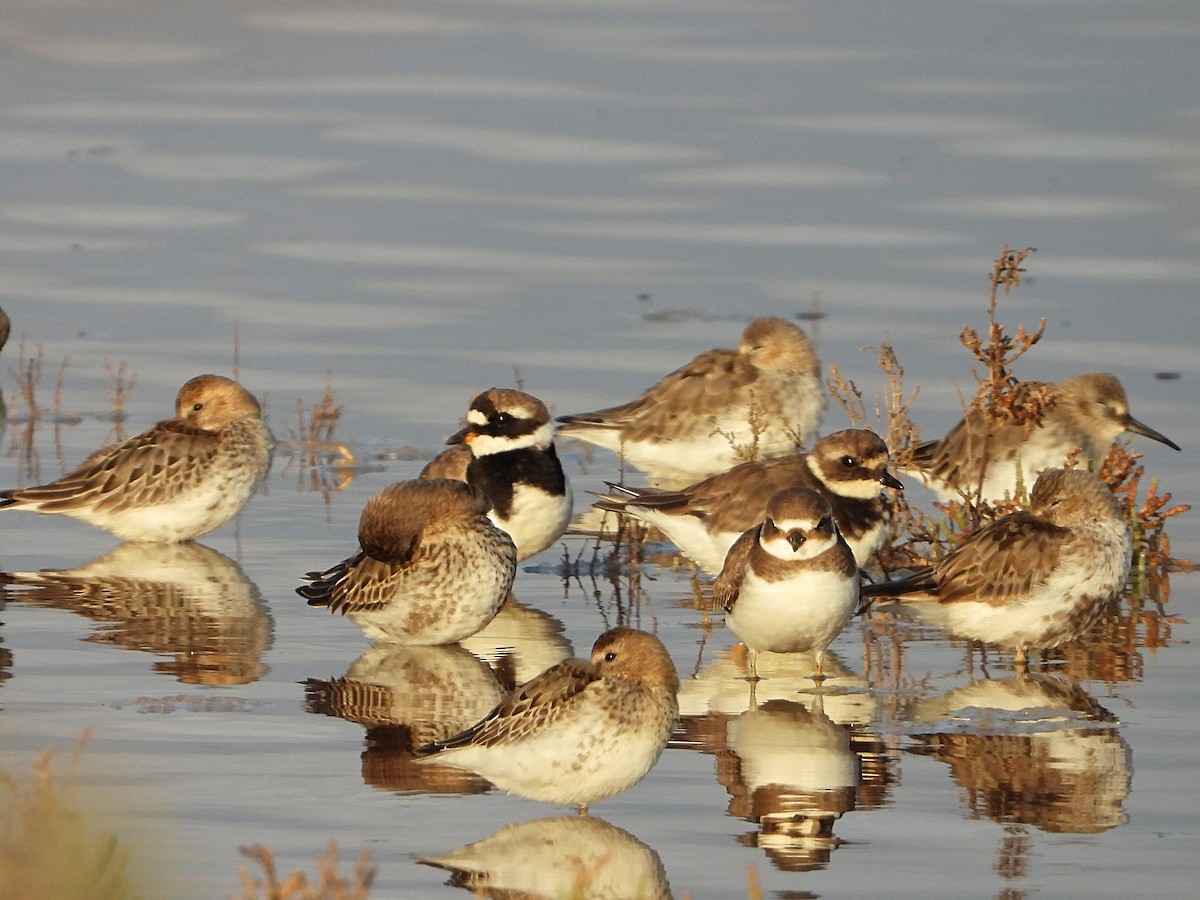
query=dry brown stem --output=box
[233,841,375,900]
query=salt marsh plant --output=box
[0,734,145,900]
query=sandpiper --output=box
[0,374,272,542]
[596,429,902,572]
[298,479,516,644]
[715,487,860,682]
[860,467,1132,664]
[556,317,824,487]
[908,372,1179,502]
[415,627,679,814]
[422,388,572,561]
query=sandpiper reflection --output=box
[305,642,504,795]
[0,305,9,426]
[678,644,879,727]
[419,815,672,899]
[677,696,859,872]
[2,542,271,684]
[904,673,1131,834]
[0,593,11,694]
[460,593,573,690]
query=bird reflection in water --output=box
[676,695,861,872]
[0,595,12,693]
[0,305,9,426]
[305,642,505,796]
[679,644,879,727]
[419,815,671,899]
[2,542,271,684]
[904,672,1131,835]
[460,593,574,690]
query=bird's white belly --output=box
[493,479,573,561]
[726,569,858,654]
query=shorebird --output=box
[595,429,902,572]
[0,374,272,542]
[907,372,1179,502]
[860,468,1132,664]
[715,488,860,683]
[556,317,824,487]
[298,479,516,644]
[422,388,572,561]
[415,627,679,814]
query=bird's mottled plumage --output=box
[0,374,272,542]
[299,479,516,644]
[416,627,679,812]
[715,487,859,681]
[596,429,902,572]
[556,317,825,486]
[422,387,572,561]
[909,372,1179,502]
[861,468,1132,662]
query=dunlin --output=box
[596,429,902,572]
[298,479,516,644]
[860,467,1132,664]
[556,317,824,486]
[908,372,1179,502]
[0,374,272,542]
[715,487,859,682]
[415,627,679,813]
[422,388,572,561]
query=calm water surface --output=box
[1,1,1198,897]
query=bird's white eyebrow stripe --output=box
[771,517,818,531]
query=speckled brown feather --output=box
[427,657,602,750]
[599,429,898,538]
[0,375,271,538]
[299,479,504,615]
[932,514,1068,606]
[912,373,1178,489]
[0,419,225,513]
[714,526,759,612]
[863,468,1125,609]
[557,317,820,444]
[420,627,679,753]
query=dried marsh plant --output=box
[233,841,374,900]
[282,371,356,498]
[0,732,147,900]
[102,358,137,423]
[835,246,1187,580]
[1100,444,1190,570]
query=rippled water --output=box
[1,1,1198,897]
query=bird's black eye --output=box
[192,403,203,412]
[495,412,511,426]
[604,651,617,662]
[842,456,856,468]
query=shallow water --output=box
[1,1,1198,897]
